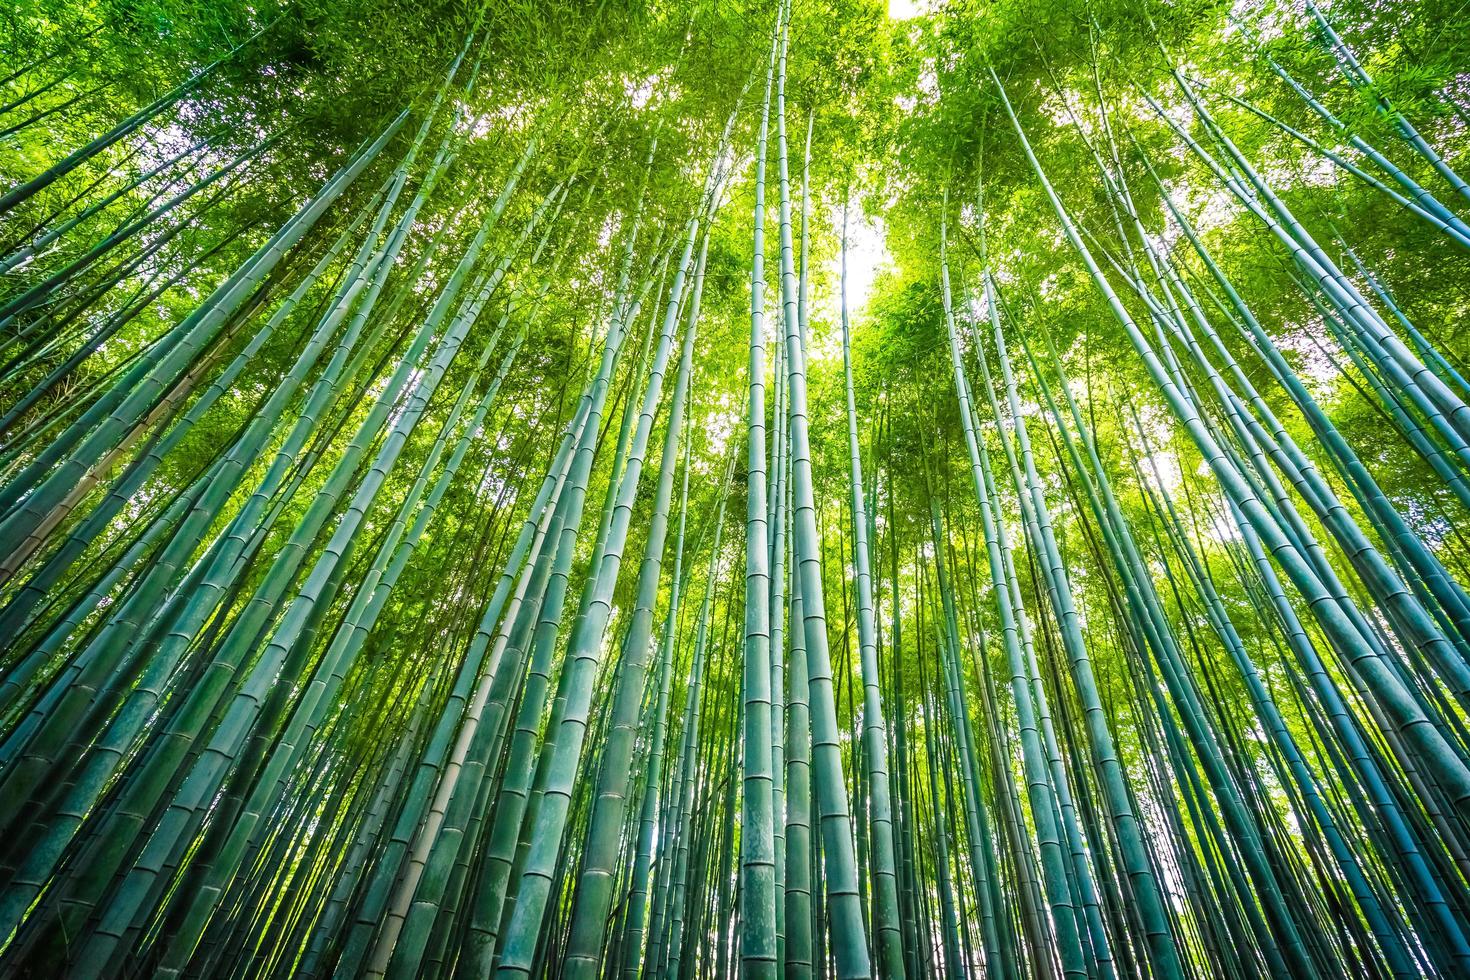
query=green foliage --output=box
[3,0,1470,976]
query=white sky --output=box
[888,0,930,19]
[829,205,890,321]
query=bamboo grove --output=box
[2,0,1470,975]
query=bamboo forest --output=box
[8,0,1470,975]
